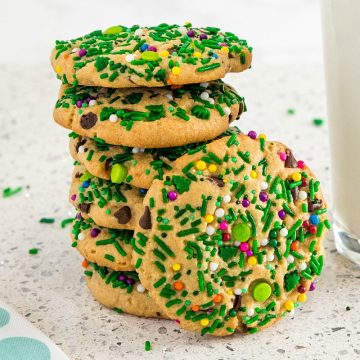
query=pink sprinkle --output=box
[279,152,287,161]
[239,242,249,252]
[297,160,305,169]
[219,221,228,231]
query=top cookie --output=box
[132,132,329,336]
[51,23,252,88]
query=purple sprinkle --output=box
[278,209,286,219]
[242,198,250,208]
[78,48,87,57]
[199,33,208,40]
[309,282,316,291]
[187,30,195,37]
[259,192,268,202]
[126,278,135,285]
[147,45,157,52]
[248,130,257,139]
[76,100,83,108]
[168,191,178,201]
[70,194,77,201]
[246,250,253,256]
[76,213,82,220]
[90,228,101,238]
[118,274,126,281]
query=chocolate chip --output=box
[75,172,83,178]
[285,149,298,168]
[75,138,87,152]
[209,176,225,188]
[105,157,113,172]
[308,198,323,212]
[78,203,90,213]
[80,112,97,129]
[114,206,132,224]
[291,186,299,202]
[232,294,241,310]
[139,206,152,229]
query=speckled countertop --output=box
[0,64,359,360]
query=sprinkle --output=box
[195,160,207,170]
[125,54,135,62]
[313,118,324,126]
[208,164,217,173]
[209,262,219,272]
[172,66,181,75]
[172,263,181,271]
[28,248,39,255]
[39,218,55,224]
[3,186,23,198]
[61,218,73,228]
[145,341,151,352]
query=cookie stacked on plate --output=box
[51,23,330,336]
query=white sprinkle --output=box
[24,193,30,198]
[208,98,215,104]
[260,238,268,246]
[78,145,85,153]
[260,181,268,190]
[134,29,143,36]
[209,262,219,272]
[233,241,241,247]
[136,283,146,293]
[88,99,97,106]
[289,310,295,317]
[234,288,242,295]
[215,208,225,218]
[78,233,85,241]
[178,26,187,34]
[109,114,118,122]
[200,91,209,100]
[287,255,295,263]
[200,82,209,88]
[132,147,140,154]
[247,308,255,316]
[267,253,275,262]
[206,225,215,235]
[280,228,288,237]
[125,54,135,62]
[223,106,231,116]
[165,93,173,100]
[223,194,231,203]
[299,262,307,271]
[298,190,308,201]
[71,48,79,53]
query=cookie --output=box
[132,132,329,336]
[55,81,245,148]
[71,217,135,271]
[69,128,241,189]
[51,23,252,88]
[69,164,144,230]
[84,261,166,318]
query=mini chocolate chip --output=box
[75,172,83,178]
[308,199,323,212]
[114,206,132,224]
[78,203,90,213]
[80,112,97,129]
[285,149,298,168]
[75,138,87,152]
[105,157,113,172]
[291,186,299,202]
[209,176,225,188]
[139,206,152,229]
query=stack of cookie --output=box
[51,23,330,336]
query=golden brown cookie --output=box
[68,128,241,188]
[69,164,144,230]
[55,81,244,148]
[84,261,167,318]
[132,132,329,336]
[51,23,252,88]
[71,217,135,271]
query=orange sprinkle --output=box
[290,241,299,251]
[173,281,184,291]
[213,294,223,303]
[81,259,88,268]
[167,79,173,85]
[191,305,200,312]
[64,53,69,59]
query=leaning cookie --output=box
[55,81,244,148]
[84,261,167,318]
[69,164,144,230]
[69,128,241,188]
[51,23,252,88]
[71,217,135,271]
[132,132,329,336]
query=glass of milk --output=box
[321,0,360,265]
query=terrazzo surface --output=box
[0,64,359,360]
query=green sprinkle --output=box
[154,235,175,257]
[313,118,324,126]
[60,218,73,228]
[197,271,205,291]
[145,340,151,352]
[28,248,39,255]
[2,186,23,198]
[39,218,55,224]
[197,62,221,72]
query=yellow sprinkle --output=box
[297,293,307,302]
[250,170,257,179]
[292,172,302,181]
[172,263,181,271]
[205,214,214,223]
[221,46,229,53]
[259,133,267,140]
[200,318,209,327]
[208,164,217,173]
[194,51,202,58]
[226,289,234,295]
[195,160,207,171]
[247,256,257,266]
[284,300,294,311]
[55,65,62,74]
[223,179,229,183]
[160,50,169,57]
[172,66,181,75]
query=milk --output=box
[321,0,360,263]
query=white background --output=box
[0,0,323,65]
